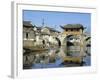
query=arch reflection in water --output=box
[23,45,90,69]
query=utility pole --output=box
[42,18,45,27]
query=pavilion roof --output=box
[61,24,85,30]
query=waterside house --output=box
[23,21,61,50]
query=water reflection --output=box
[23,46,91,69]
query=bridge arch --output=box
[54,37,61,47]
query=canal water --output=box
[31,56,91,69]
[23,47,91,69]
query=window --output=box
[26,32,28,39]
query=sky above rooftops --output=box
[23,10,91,34]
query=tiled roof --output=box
[23,21,33,28]
[44,27,60,33]
[61,24,84,29]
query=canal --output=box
[23,46,91,69]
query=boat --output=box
[23,46,49,52]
